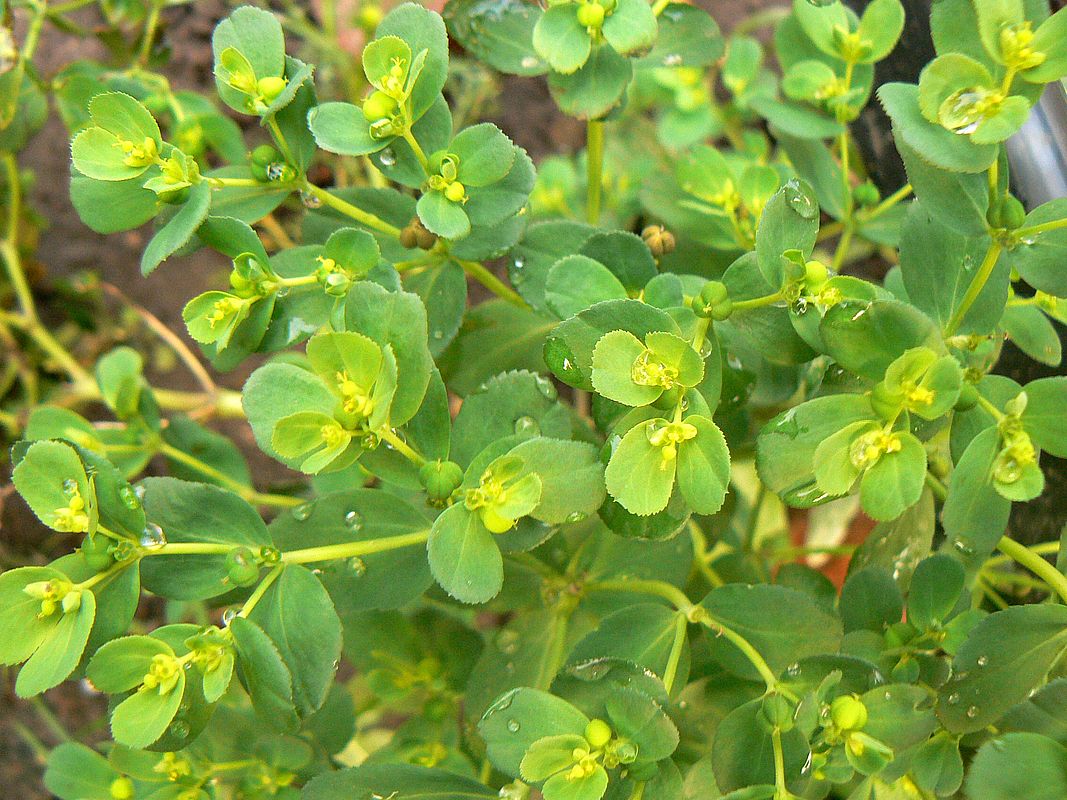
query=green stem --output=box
[996,536,1067,604]
[377,427,426,467]
[267,117,298,168]
[976,393,1006,422]
[401,127,430,174]
[772,727,789,800]
[731,291,784,312]
[831,223,855,271]
[20,2,48,63]
[30,696,71,744]
[702,611,785,694]
[208,177,269,189]
[2,154,36,321]
[662,613,688,694]
[866,182,912,220]
[983,540,1059,570]
[238,564,283,617]
[279,529,431,565]
[586,120,604,225]
[586,577,696,614]
[138,0,162,66]
[945,239,1002,336]
[536,602,574,690]
[158,443,302,508]
[302,182,402,238]
[456,259,528,308]
[1014,216,1067,239]
[924,472,948,501]
[0,308,92,384]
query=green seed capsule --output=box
[444,181,467,203]
[225,547,260,587]
[585,718,612,748]
[362,90,399,123]
[256,76,288,103]
[419,460,464,502]
[577,2,606,27]
[1001,196,1026,230]
[830,694,868,731]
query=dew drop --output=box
[292,503,313,521]
[171,720,190,739]
[134,484,146,501]
[62,478,79,494]
[506,719,521,733]
[513,415,540,436]
[346,557,367,577]
[662,53,683,67]
[565,511,587,524]
[952,537,975,556]
[139,523,166,549]
[379,148,397,167]
[534,375,558,400]
[496,629,520,654]
[947,692,960,705]
[977,655,989,667]
[432,330,444,340]
[512,257,526,271]
[222,608,237,625]
[784,180,818,219]
[520,56,541,70]
[119,485,141,510]
[966,705,979,718]
[345,510,364,531]
[301,190,322,208]
[786,663,801,678]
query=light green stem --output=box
[158,443,302,508]
[279,530,431,565]
[586,120,604,225]
[996,536,1067,604]
[662,613,688,694]
[944,240,1003,336]
[302,182,402,238]
[456,259,528,308]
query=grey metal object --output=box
[1005,82,1067,208]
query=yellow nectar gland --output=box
[566,748,600,781]
[23,578,79,618]
[849,430,902,469]
[464,474,514,533]
[631,351,679,390]
[320,422,349,449]
[54,481,90,533]
[116,136,159,168]
[1001,23,1046,71]
[994,436,1036,484]
[335,370,375,417]
[154,752,192,782]
[902,381,935,410]
[647,420,698,464]
[142,653,182,694]
[208,296,242,329]
[383,58,408,98]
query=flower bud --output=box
[694,280,732,320]
[81,535,113,572]
[577,2,606,27]
[251,144,281,167]
[362,90,399,123]
[226,546,261,587]
[830,694,868,731]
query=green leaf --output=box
[1002,304,1062,366]
[907,554,965,631]
[1022,377,1067,457]
[859,431,927,521]
[110,670,186,749]
[899,205,1005,333]
[578,230,658,293]
[820,299,941,381]
[568,604,688,684]
[676,415,730,516]
[12,440,93,534]
[755,180,819,287]
[229,615,299,732]
[643,5,724,68]
[269,490,432,611]
[43,743,116,800]
[305,764,498,800]
[840,567,903,633]
[937,604,1067,733]
[15,591,95,698]
[1027,7,1067,83]
[344,282,433,426]
[452,123,516,187]
[602,0,658,57]
[71,93,162,181]
[880,82,997,173]
[533,5,592,74]
[591,330,662,406]
[0,567,70,666]
[549,44,633,119]
[757,394,878,507]
[417,189,471,239]
[521,733,588,782]
[546,255,627,320]
[941,427,1011,566]
[141,181,211,275]
[212,5,286,113]
[974,0,1025,63]
[605,686,679,761]
[1004,198,1067,296]
[479,687,589,777]
[712,697,811,792]
[545,299,678,390]
[138,478,272,601]
[966,733,1067,800]
[70,176,159,234]
[606,419,676,516]
[308,101,387,156]
[406,260,467,357]
[86,635,172,693]
[856,0,904,62]
[700,583,843,681]
[427,504,504,604]
[248,564,342,717]
[507,437,605,524]
[445,0,548,76]
[897,140,988,236]
[378,4,450,119]
[793,0,851,58]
